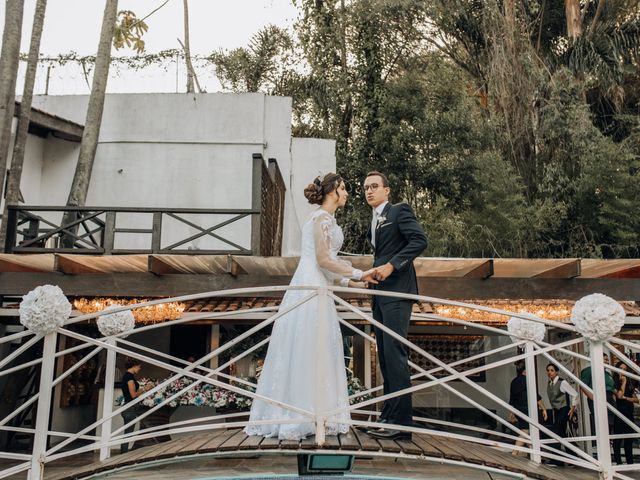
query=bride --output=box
[244,172,377,440]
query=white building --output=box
[7,93,336,256]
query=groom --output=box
[363,171,427,440]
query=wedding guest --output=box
[613,361,638,465]
[580,352,616,437]
[120,358,149,454]
[545,363,579,466]
[509,361,548,456]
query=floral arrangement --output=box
[507,314,546,343]
[571,293,625,341]
[347,370,372,405]
[97,307,135,337]
[116,376,255,410]
[19,285,72,335]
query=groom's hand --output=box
[374,263,395,281]
[361,269,379,284]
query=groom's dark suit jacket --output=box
[367,202,428,302]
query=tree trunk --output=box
[0,0,48,247]
[0,0,24,205]
[183,0,194,93]
[62,0,118,247]
[564,0,583,40]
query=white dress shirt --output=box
[371,201,389,248]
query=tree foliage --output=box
[210,0,640,258]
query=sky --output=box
[0,0,299,94]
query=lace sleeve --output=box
[313,213,362,282]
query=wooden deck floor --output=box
[48,428,599,480]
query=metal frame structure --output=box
[1,285,638,480]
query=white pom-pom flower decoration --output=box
[19,285,71,335]
[97,306,135,337]
[507,314,546,343]
[571,293,625,341]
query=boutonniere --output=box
[377,215,387,227]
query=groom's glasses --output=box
[363,183,380,192]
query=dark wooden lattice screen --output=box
[251,155,286,256]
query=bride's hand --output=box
[361,268,379,284]
[348,280,368,289]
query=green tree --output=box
[0,0,48,247]
[0,0,24,205]
[62,4,148,247]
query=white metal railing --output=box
[0,285,638,480]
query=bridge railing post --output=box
[590,341,613,480]
[100,339,117,460]
[29,332,57,480]
[315,287,328,445]
[524,341,541,463]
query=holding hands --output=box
[361,263,395,283]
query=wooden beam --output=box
[580,259,640,278]
[601,265,640,279]
[148,255,183,275]
[533,259,581,278]
[1,273,639,300]
[55,255,103,274]
[463,259,494,279]
[0,273,292,297]
[225,255,247,277]
[0,254,54,272]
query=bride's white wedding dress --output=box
[244,209,363,440]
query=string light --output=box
[73,298,185,324]
[433,301,574,323]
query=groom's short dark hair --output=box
[365,171,389,187]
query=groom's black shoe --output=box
[356,418,386,433]
[366,428,411,441]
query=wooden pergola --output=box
[1,254,639,301]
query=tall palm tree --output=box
[0,0,24,204]
[0,0,48,246]
[61,0,119,247]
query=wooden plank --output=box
[148,255,184,275]
[581,259,640,278]
[55,254,103,274]
[441,438,485,464]
[408,434,443,458]
[300,434,317,449]
[154,434,206,458]
[533,259,581,279]
[350,427,380,452]
[198,428,239,453]
[218,429,247,451]
[424,435,464,460]
[280,436,301,450]
[0,272,292,296]
[238,433,264,450]
[0,253,54,272]
[463,259,494,279]
[173,431,223,456]
[338,428,361,451]
[375,437,401,453]
[259,435,281,450]
[320,434,341,450]
[226,254,247,277]
[395,438,422,455]
[3,272,639,300]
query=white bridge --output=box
[1,286,639,480]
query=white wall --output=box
[287,137,336,255]
[23,93,333,253]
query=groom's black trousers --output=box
[373,298,413,427]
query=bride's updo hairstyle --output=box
[303,172,343,205]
